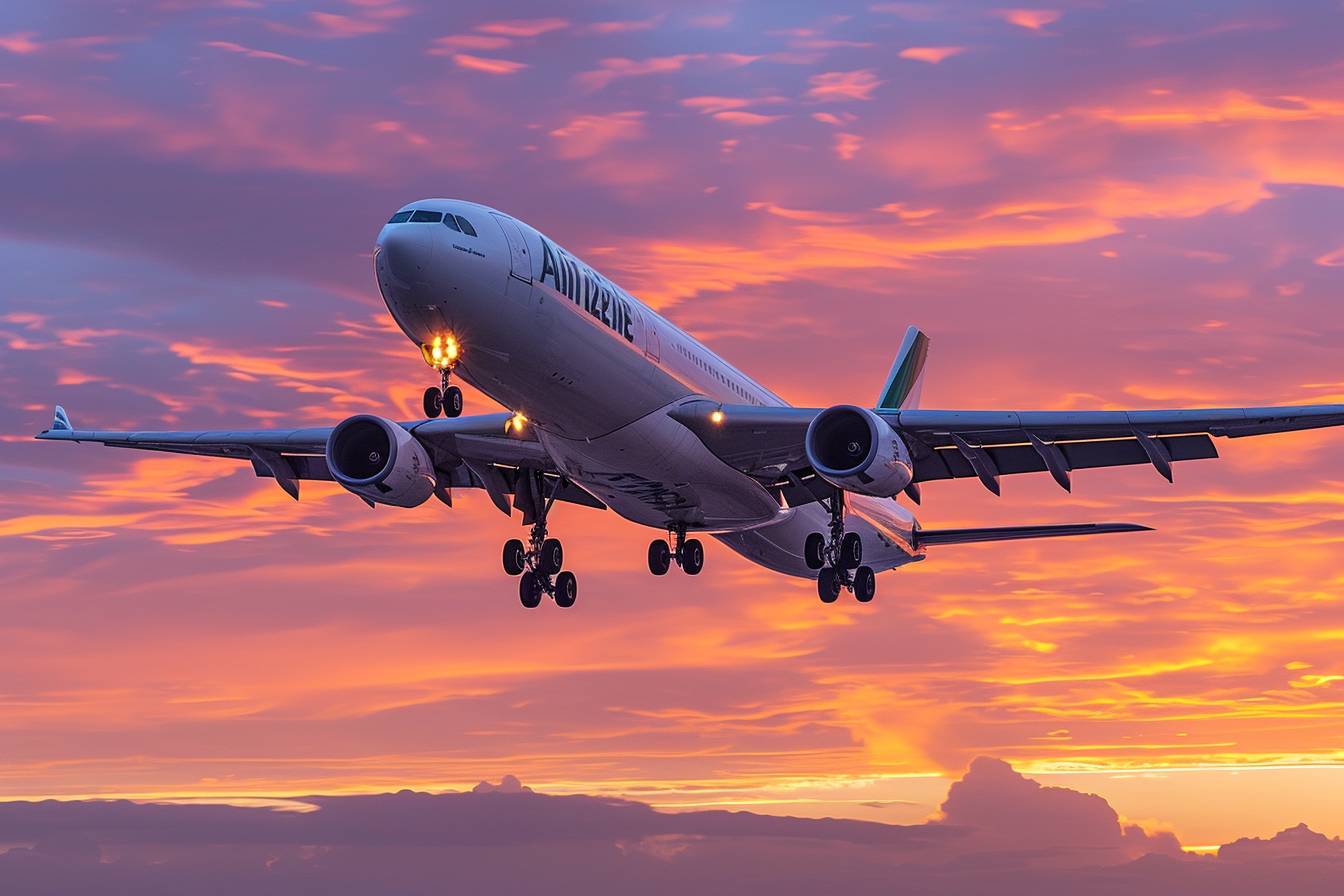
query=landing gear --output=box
[502,475,578,608]
[420,337,462,418]
[649,524,704,576]
[807,491,878,603]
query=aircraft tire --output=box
[539,538,564,576]
[519,571,542,608]
[648,540,671,575]
[839,532,863,569]
[817,567,840,603]
[853,565,876,603]
[502,539,526,576]
[444,385,464,417]
[554,571,577,608]
[804,533,826,570]
[681,538,704,575]
[422,386,443,418]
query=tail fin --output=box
[51,405,72,432]
[876,326,929,410]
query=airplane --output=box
[36,199,1344,608]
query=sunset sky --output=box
[2,0,1343,851]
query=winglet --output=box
[876,326,930,410]
[51,405,72,432]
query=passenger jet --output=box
[37,199,1344,607]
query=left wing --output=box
[35,405,603,515]
[668,399,1344,503]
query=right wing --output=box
[35,406,603,516]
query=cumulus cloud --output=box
[1,761,1339,893]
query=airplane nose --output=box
[377,224,433,284]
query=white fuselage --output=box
[374,199,923,579]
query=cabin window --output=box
[410,210,442,223]
[387,211,413,223]
[442,214,461,233]
[454,215,478,237]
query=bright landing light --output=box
[422,334,459,369]
[507,412,527,433]
[710,409,725,424]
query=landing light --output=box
[422,334,460,370]
[507,412,528,433]
[710,409,725,425]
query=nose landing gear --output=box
[420,336,463,418]
[501,474,578,608]
[648,524,704,576]
[805,491,877,603]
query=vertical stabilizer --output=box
[876,326,930,410]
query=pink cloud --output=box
[548,111,646,158]
[996,8,1062,30]
[427,34,512,53]
[806,69,883,101]
[899,46,966,64]
[451,53,527,75]
[475,18,568,38]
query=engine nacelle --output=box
[325,414,435,508]
[804,405,914,498]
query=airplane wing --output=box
[915,522,1152,546]
[667,399,1344,503]
[35,406,603,515]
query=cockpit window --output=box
[442,214,461,233]
[410,210,443,223]
[387,211,412,224]
[454,215,478,237]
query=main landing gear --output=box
[421,335,463,418]
[501,477,578,609]
[648,523,704,576]
[804,491,877,604]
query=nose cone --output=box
[376,224,434,285]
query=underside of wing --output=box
[667,398,1344,503]
[35,405,602,516]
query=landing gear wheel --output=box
[443,385,463,418]
[422,386,443,418]
[648,539,671,575]
[680,538,704,576]
[853,565,876,603]
[804,532,826,570]
[538,538,564,577]
[519,571,542,608]
[554,571,577,608]
[838,532,863,570]
[502,539,526,576]
[817,567,841,603]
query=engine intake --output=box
[326,414,435,507]
[804,405,914,498]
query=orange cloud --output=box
[996,8,1062,30]
[899,46,966,64]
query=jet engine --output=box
[325,414,436,507]
[804,405,914,498]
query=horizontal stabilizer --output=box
[916,522,1152,547]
